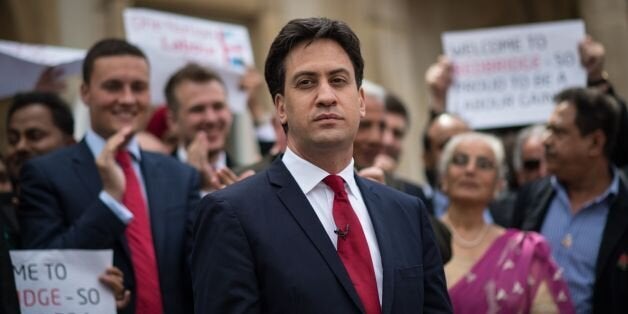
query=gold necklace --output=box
[447,220,490,248]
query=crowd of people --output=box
[1,16,627,314]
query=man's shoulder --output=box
[360,176,423,207]
[26,143,87,170]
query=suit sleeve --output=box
[191,194,260,313]
[18,160,126,249]
[417,199,453,313]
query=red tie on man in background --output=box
[116,150,163,314]
[323,175,381,314]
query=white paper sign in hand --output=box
[442,20,586,129]
[10,250,115,314]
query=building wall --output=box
[2,0,627,183]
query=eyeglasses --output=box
[451,153,496,171]
[522,159,541,171]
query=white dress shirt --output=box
[282,148,383,304]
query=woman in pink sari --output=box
[438,132,574,313]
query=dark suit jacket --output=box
[514,177,628,314]
[192,158,452,313]
[18,140,200,314]
[0,194,19,314]
[384,174,452,264]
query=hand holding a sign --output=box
[425,55,454,114]
[241,68,268,126]
[579,35,607,84]
[34,67,67,93]
[99,266,131,309]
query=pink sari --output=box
[448,230,575,314]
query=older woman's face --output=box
[441,139,500,205]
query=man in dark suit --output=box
[191,17,452,313]
[514,87,628,313]
[18,39,200,314]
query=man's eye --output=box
[26,130,45,141]
[296,79,315,88]
[132,82,148,92]
[103,81,122,91]
[330,77,348,85]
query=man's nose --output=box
[316,82,337,107]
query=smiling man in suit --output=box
[191,17,451,314]
[18,39,200,314]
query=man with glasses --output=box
[513,124,548,187]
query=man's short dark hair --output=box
[554,87,620,158]
[164,63,225,114]
[385,93,410,125]
[82,38,147,84]
[7,91,74,136]
[264,17,364,101]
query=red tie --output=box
[323,175,381,314]
[116,150,163,314]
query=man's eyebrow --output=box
[328,68,351,76]
[291,71,317,79]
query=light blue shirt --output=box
[540,170,620,314]
[85,130,147,225]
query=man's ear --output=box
[274,94,288,126]
[588,129,606,157]
[358,87,366,118]
[80,82,91,109]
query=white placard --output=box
[10,250,115,314]
[442,20,586,129]
[124,8,254,112]
[0,40,85,99]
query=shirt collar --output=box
[85,129,141,161]
[550,167,621,206]
[282,147,359,196]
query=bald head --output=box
[423,113,470,185]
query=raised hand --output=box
[96,126,133,201]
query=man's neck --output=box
[559,159,613,212]
[287,142,353,174]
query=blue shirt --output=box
[85,130,147,225]
[540,170,620,314]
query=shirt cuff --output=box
[99,191,134,224]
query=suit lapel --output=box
[71,141,102,197]
[72,140,131,259]
[596,180,628,278]
[356,176,394,314]
[138,152,167,262]
[267,159,365,313]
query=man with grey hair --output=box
[512,124,548,187]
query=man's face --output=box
[6,104,73,180]
[382,112,407,161]
[81,55,150,139]
[275,39,365,157]
[544,102,592,182]
[424,115,469,170]
[172,80,232,155]
[516,135,547,186]
[353,96,385,168]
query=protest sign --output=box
[10,250,115,314]
[124,8,254,112]
[0,40,85,99]
[442,20,586,129]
